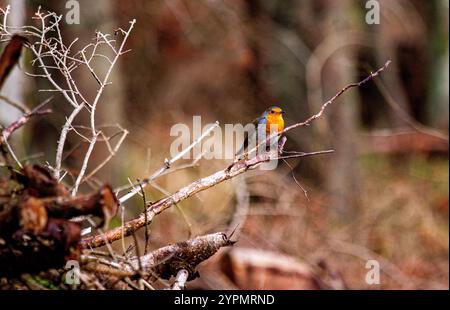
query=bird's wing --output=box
[236,116,265,156]
[252,115,266,126]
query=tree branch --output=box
[81,143,279,248]
[82,61,390,249]
[118,121,219,204]
[0,101,52,145]
[171,269,189,290]
[83,232,234,284]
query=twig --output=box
[1,137,22,168]
[274,149,334,160]
[0,104,52,144]
[72,20,136,195]
[82,232,232,288]
[115,149,206,195]
[243,60,392,159]
[227,177,250,240]
[54,103,85,180]
[0,97,53,168]
[1,8,133,188]
[282,158,309,200]
[82,141,282,248]
[171,269,189,290]
[118,121,219,204]
[138,180,150,255]
[0,95,29,113]
[373,76,449,141]
[82,127,129,182]
[127,232,234,279]
[146,182,193,239]
[71,132,98,196]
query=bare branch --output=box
[54,103,85,180]
[118,121,219,204]
[0,94,29,113]
[171,269,189,290]
[71,132,99,196]
[82,127,129,182]
[129,232,234,279]
[81,232,232,288]
[1,99,52,144]
[242,60,392,159]
[1,7,133,190]
[82,141,281,248]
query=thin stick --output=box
[282,158,309,201]
[54,103,85,180]
[274,149,334,160]
[243,60,392,158]
[82,128,129,182]
[0,103,52,144]
[118,121,219,204]
[1,136,22,168]
[0,97,53,169]
[71,132,98,196]
[81,144,281,248]
[171,269,189,290]
[0,95,30,113]
[138,180,150,255]
[72,20,136,196]
[1,8,133,188]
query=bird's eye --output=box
[270,110,275,114]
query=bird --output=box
[236,106,285,158]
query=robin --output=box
[236,106,285,158]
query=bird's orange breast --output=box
[265,114,285,134]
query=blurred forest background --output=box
[0,0,448,289]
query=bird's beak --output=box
[281,111,286,114]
